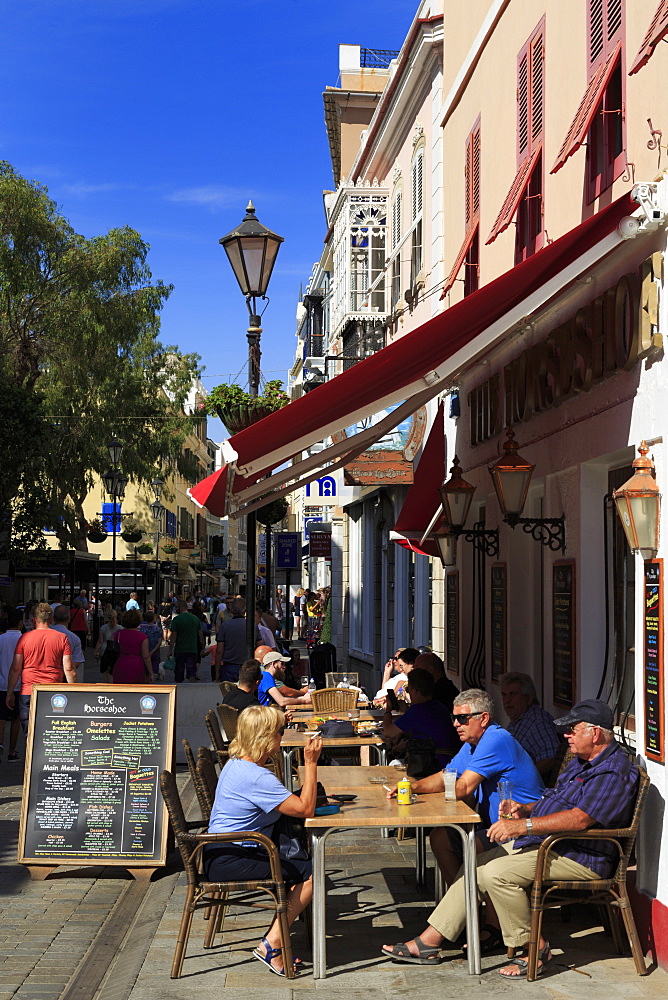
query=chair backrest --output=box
[182,738,212,822]
[325,672,359,688]
[159,770,199,882]
[182,738,198,783]
[205,709,226,751]
[219,681,237,698]
[613,765,650,880]
[310,687,358,712]
[195,755,219,821]
[217,703,239,742]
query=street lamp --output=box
[438,457,499,557]
[102,440,128,612]
[613,441,661,556]
[220,203,283,656]
[151,500,166,606]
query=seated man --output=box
[414,651,460,711]
[388,688,543,887]
[258,651,311,708]
[500,671,561,777]
[381,699,639,977]
[222,659,262,712]
[375,647,419,702]
[382,668,459,767]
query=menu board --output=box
[490,564,507,683]
[446,572,459,675]
[553,561,576,708]
[644,560,664,763]
[19,684,175,868]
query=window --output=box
[442,117,480,298]
[391,189,402,308]
[410,147,424,286]
[586,57,624,201]
[101,502,122,534]
[515,152,543,263]
[464,227,479,297]
[349,197,386,312]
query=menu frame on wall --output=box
[552,560,576,708]
[446,571,459,676]
[490,563,507,684]
[644,559,664,764]
[18,684,176,875]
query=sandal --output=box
[252,937,303,976]
[381,938,442,965]
[462,923,504,956]
[499,941,552,978]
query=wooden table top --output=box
[298,765,406,787]
[304,781,480,830]
[288,709,383,723]
[281,731,384,748]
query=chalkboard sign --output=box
[644,560,664,763]
[490,564,507,683]
[553,561,576,708]
[19,684,176,869]
[446,572,459,675]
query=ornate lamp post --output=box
[101,438,128,612]
[613,441,661,556]
[150,476,166,607]
[219,203,284,655]
[438,457,499,557]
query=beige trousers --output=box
[428,841,600,949]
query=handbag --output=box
[271,782,328,859]
[405,736,440,779]
[100,635,120,674]
[317,720,355,738]
[163,655,176,672]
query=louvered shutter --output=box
[588,0,624,75]
[412,149,423,221]
[465,120,480,230]
[629,0,668,74]
[392,191,402,249]
[517,47,529,161]
[531,34,544,146]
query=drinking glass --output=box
[497,779,514,818]
[443,766,458,801]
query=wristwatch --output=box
[525,817,533,833]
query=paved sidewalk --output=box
[0,647,667,999]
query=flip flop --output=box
[252,937,304,976]
[381,939,442,964]
[499,941,551,978]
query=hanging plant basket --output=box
[136,542,154,555]
[257,498,289,527]
[87,519,108,543]
[223,570,237,580]
[207,381,290,433]
[162,543,178,555]
[121,529,143,544]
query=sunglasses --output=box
[450,711,484,725]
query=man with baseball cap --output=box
[381,698,639,978]
[257,650,311,708]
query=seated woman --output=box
[204,704,323,976]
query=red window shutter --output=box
[441,226,477,299]
[531,34,544,146]
[551,42,621,173]
[472,126,481,220]
[588,0,624,74]
[465,118,481,229]
[486,144,542,245]
[629,0,668,74]
[517,46,529,161]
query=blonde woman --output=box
[293,588,305,639]
[205,704,322,976]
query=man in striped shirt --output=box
[381,699,639,978]
[500,672,561,778]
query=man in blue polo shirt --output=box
[381,699,639,978]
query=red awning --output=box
[391,404,446,556]
[551,44,621,174]
[190,191,636,518]
[486,145,542,245]
[629,0,668,75]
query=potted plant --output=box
[121,522,143,544]
[256,498,289,527]
[162,542,178,555]
[136,542,154,555]
[87,519,108,543]
[223,570,237,581]
[206,380,290,434]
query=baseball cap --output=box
[554,699,614,731]
[262,650,291,666]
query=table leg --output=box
[281,749,294,791]
[311,830,327,979]
[415,827,426,889]
[434,861,445,905]
[464,826,481,975]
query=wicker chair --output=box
[182,739,212,824]
[198,744,227,771]
[217,703,239,742]
[310,687,358,712]
[205,709,227,752]
[219,680,237,699]
[195,754,219,822]
[159,769,295,979]
[526,765,650,981]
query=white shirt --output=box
[257,622,277,649]
[374,672,408,701]
[51,624,85,665]
[0,630,22,690]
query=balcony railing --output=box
[360,47,400,68]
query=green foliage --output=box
[0,161,201,554]
[320,594,332,644]
[256,498,289,527]
[206,379,290,416]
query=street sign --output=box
[275,532,301,570]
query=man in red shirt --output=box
[6,603,75,733]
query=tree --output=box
[0,161,201,554]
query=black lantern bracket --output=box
[451,522,500,558]
[504,512,566,552]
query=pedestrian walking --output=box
[5,603,75,733]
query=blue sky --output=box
[0,0,413,439]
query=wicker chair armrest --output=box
[533,829,625,886]
[177,830,285,884]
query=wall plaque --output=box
[19,684,175,875]
[446,571,459,676]
[644,560,664,763]
[553,561,576,708]
[490,563,507,683]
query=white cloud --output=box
[166,185,250,211]
[62,182,123,197]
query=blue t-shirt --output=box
[258,670,278,706]
[208,757,290,839]
[450,722,544,827]
[395,700,460,758]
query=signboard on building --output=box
[18,684,176,873]
[552,561,576,708]
[309,531,332,559]
[331,405,427,486]
[179,539,194,550]
[644,559,664,763]
[490,564,507,683]
[275,533,301,570]
[303,470,356,505]
[446,572,459,676]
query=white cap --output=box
[262,650,291,666]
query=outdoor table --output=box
[304,778,481,979]
[287,708,383,723]
[280,731,386,791]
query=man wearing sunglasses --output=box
[382,698,639,978]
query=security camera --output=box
[617,216,640,240]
